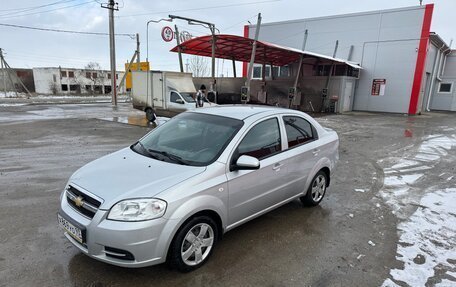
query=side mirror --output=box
[175,98,184,104]
[234,155,260,170]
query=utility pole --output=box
[136,33,140,71]
[0,49,6,96]
[1,48,33,98]
[101,0,118,106]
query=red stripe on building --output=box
[242,25,249,77]
[408,4,434,115]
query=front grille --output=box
[66,185,101,219]
[104,246,135,261]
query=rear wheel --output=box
[168,216,218,272]
[301,170,327,206]
[145,108,156,122]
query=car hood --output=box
[69,147,206,209]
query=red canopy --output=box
[170,34,302,67]
[171,34,362,69]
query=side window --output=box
[283,116,316,148]
[170,91,180,103]
[237,118,281,160]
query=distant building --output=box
[32,67,125,95]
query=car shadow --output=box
[66,199,331,287]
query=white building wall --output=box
[430,52,456,111]
[246,5,428,113]
[32,67,125,95]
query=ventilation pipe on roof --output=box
[436,39,452,82]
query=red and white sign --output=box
[161,26,174,42]
[371,79,386,96]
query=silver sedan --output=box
[58,105,339,272]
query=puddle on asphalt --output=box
[97,116,169,128]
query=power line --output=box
[0,23,136,38]
[117,0,281,18]
[0,1,96,19]
[0,0,77,15]
[220,14,258,32]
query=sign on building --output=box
[371,79,386,96]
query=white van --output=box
[131,71,211,121]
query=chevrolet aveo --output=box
[58,105,339,272]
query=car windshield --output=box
[132,113,243,166]
[181,93,195,103]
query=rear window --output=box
[283,116,316,148]
[237,118,281,160]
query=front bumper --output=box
[59,195,177,268]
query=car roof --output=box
[190,105,294,120]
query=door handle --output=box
[272,163,283,171]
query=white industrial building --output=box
[33,67,125,95]
[244,4,456,114]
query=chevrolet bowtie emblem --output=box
[74,196,84,207]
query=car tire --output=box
[145,108,156,122]
[301,170,328,206]
[167,216,218,272]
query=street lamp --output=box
[146,18,172,117]
[168,15,219,101]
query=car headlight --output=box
[107,198,167,221]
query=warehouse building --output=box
[244,4,456,114]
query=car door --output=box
[168,91,187,115]
[279,115,320,198]
[226,116,289,227]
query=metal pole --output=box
[117,51,137,93]
[136,33,140,71]
[145,18,172,109]
[293,29,308,89]
[0,49,6,96]
[322,40,339,112]
[146,22,150,109]
[175,25,184,73]
[211,26,216,80]
[246,13,262,100]
[232,58,236,78]
[108,0,117,106]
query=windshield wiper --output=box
[148,149,190,165]
[135,141,159,160]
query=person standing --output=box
[195,84,206,108]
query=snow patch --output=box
[384,174,423,186]
[380,134,456,286]
[382,188,456,287]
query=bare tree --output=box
[189,56,209,77]
[83,62,107,94]
[48,81,58,95]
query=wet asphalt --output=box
[0,103,455,287]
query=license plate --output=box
[58,214,83,243]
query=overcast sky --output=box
[0,0,454,74]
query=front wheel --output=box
[301,170,328,206]
[145,108,156,122]
[167,216,218,272]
